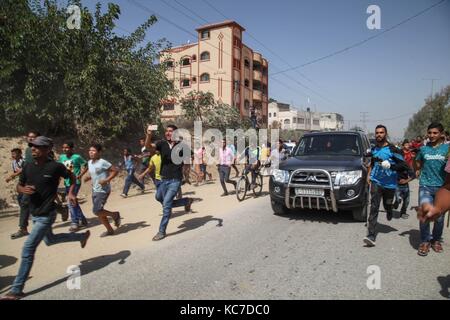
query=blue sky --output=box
[71,0,450,139]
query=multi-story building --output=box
[268,101,344,132]
[160,20,269,126]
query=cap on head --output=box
[28,136,53,148]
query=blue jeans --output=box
[18,194,30,229]
[10,211,85,294]
[394,184,410,214]
[419,185,445,243]
[155,179,189,235]
[122,169,144,195]
[65,184,86,225]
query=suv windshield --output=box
[294,134,361,156]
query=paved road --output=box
[26,181,450,299]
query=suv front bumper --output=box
[269,170,367,212]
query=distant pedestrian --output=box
[120,148,145,198]
[6,148,28,239]
[218,138,237,196]
[59,141,89,232]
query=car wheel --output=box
[271,201,289,215]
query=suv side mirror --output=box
[364,148,372,157]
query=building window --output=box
[192,54,197,62]
[269,113,272,117]
[200,30,210,39]
[244,59,250,68]
[200,51,210,61]
[163,103,175,111]
[293,118,297,123]
[233,36,242,48]
[299,118,305,124]
[181,79,190,87]
[192,76,197,83]
[165,60,174,68]
[313,119,320,126]
[244,79,249,87]
[200,73,210,82]
[244,100,250,109]
[233,58,241,70]
[274,112,276,117]
[284,119,290,125]
[181,57,190,66]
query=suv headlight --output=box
[272,169,289,183]
[334,170,362,186]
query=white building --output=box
[268,101,344,131]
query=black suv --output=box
[269,131,371,221]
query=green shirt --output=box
[59,153,87,186]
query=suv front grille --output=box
[291,171,331,185]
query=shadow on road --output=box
[0,255,17,270]
[53,216,102,230]
[166,215,223,238]
[377,223,398,234]
[276,209,358,224]
[0,255,20,292]
[24,250,131,297]
[115,221,150,235]
[398,229,421,250]
[437,275,450,299]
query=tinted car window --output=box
[295,135,361,156]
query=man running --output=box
[120,148,145,198]
[1,136,90,300]
[9,132,41,239]
[218,138,237,196]
[145,125,193,241]
[84,144,121,237]
[414,123,449,256]
[6,148,27,239]
[59,141,89,231]
[364,125,406,247]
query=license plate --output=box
[295,188,324,196]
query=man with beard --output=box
[364,125,406,247]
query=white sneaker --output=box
[120,193,127,198]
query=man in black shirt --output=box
[145,125,193,241]
[1,136,90,300]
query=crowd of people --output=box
[364,123,450,257]
[2,122,449,300]
[1,125,293,300]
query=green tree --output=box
[206,102,251,132]
[0,0,174,142]
[405,85,450,139]
[179,90,214,122]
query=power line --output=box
[360,112,369,132]
[199,0,344,113]
[270,0,448,76]
[174,0,209,24]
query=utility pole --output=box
[423,78,440,98]
[423,78,440,121]
[360,112,369,132]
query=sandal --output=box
[418,242,431,256]
[431,241,443,253]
